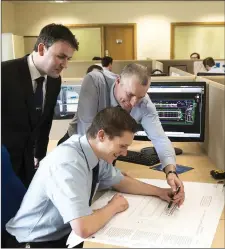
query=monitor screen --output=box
[53,85,81,119]
[168,65,188,72]
[134,81,206,142]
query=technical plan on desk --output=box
[67,179,224,248]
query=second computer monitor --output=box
[135,81,206,142]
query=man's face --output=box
[40,41,75,78]
[114,76,150,112]
[108,63,113,71]
[99,131,134,164]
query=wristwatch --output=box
[166,170,178,178]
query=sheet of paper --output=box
[67,179,224,248]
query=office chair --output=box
[1,145,26,230]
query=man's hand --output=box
[164,164,185,207]
[108,193,129,214]
[158,188,184,207]
[166,174,185,207]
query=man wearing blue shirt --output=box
[203,57,225,73]
[5,107,184,248]
[58,63,184,195]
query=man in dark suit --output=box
[2,23,79,187]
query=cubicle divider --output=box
[152,60,164,72]
[169,66,196,77]
[195,77,225,170]
[62,60,152,78]
[151,76,196,82]
[157,59,195,75]
[197,76,225,85]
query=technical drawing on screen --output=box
[135,81,206,142]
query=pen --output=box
[168,186,181,209]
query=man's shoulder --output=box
[2,56,27,69]
[88,71,115,87]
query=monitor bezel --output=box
[197,72,225,76]
[134,81,206,142]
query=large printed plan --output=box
[67,179,224,248]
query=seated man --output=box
[5,107,184,248]
[190,52,200,60]
[203,57,224,73]
[101,56,118,79]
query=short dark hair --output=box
[87,106,138,139]
[190,52,200,59]
[92,56,102,61]
[101,56,113,67]
[203,57,215,68]
[86,65,103,74]
[34,23,79,52]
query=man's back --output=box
[68,71,115,136]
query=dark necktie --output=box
[89,163,99,206]
[34,77,45,119]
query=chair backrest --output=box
[1,145,26,229]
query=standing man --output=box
[58,63,185,195]
[2,23,79,187]
[101,56,118,79]
[5,107,184,248]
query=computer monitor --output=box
[168,65,188,73]
[197,72,225,76]
[53,85,81,119]
[134,81,206,155]
[151,73,168,77]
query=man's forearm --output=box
[113,176,161,197]
[70,204,117,238]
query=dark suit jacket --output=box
[2,55,61,187]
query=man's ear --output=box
[97,129,105,142]
[38,43,45,56]
[115,76,121,86]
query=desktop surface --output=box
[46,140,224,248]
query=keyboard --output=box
[117,150,160,166]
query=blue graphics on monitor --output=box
[54,85,81,119]
[135,81,206,142]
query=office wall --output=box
[70,27,101,60]
[13,35,25,59]
[174,25,225,59]
[2,2,15,33]
[2,33,15,61]
[2,1,224,59]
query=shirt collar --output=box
[110,83,120,107]
[79,135,99,171]
[28,53,47,81]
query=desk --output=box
[47,140,224,248]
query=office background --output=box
[2,1,224,60]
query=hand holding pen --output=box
[168,186,181,209]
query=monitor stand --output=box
[141,147,183,156]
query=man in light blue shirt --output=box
[5,107,184,248]
[203,57,225,73]
[58,63,183,194]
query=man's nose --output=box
[130,96,138,107]
[62,59,69,69]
